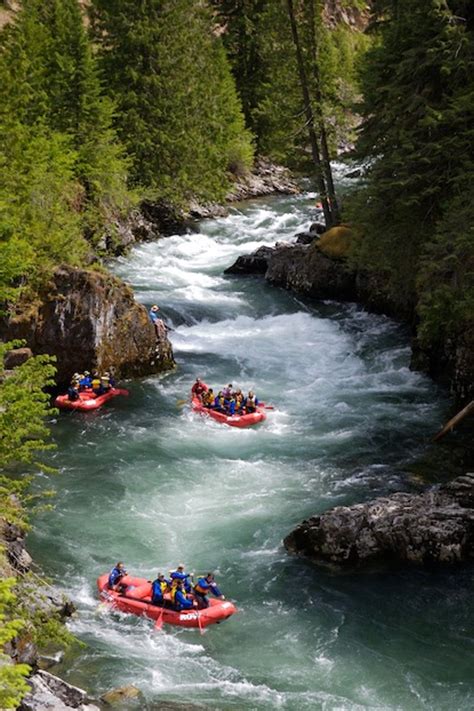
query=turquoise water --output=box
[29,187,474,710]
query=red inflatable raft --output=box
[192,396,266,428]
[55,388,129,411]
[97,574,237,630]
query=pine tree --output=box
[0,0,131,231]
[90,0,253,201]
[350,0,474,308]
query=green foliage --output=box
[0,575,31,710]
[0,342,57,523]
[0,344,59,708]
[0,0,134,304]
[91,0,254,202]
[418,184,474,345]
[348,0,474,345]
[215,0,369,165]
[0,121,86,303]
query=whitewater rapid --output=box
[29,190,474,710]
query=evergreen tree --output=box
[215,0,367,167]
[0,0,131,234]
[0,343,57,709]
[350,0,474,310]
[91,0,253,201]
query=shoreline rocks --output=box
[19,670,100,711]
[284,473,474,571]
[1,265,175,385]
[225,229,473,406]
[104,156,299,254]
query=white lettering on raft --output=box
[179,612,199,620]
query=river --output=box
[29,187,474,710]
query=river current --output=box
[29,186,474,710]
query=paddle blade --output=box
[176,399,188,408]
[154,615,164,631]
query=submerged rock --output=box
[284,473,474,570]
[1,266,175,385]
[101,685,142,706]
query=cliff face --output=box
[322,0,371,30]
[1,266,174,385]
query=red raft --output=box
[97,574,237,630]
[192,396,266,428]
[55,388,129,411]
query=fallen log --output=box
[433,400,474,441]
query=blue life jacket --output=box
[149,309,160,324]
[79,376,92,389]
[67,387,79,401]
[170,570,191,592]
[194,577,222,597]
[174,589,193,610]
[151,579,164,605]
[108,566,125,588]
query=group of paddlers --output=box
[108,563,225,611]
[192,378,259,415]
[67,370,116,401]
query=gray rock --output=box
[7,539,33,572]
[20,671,100,710]
[226,156,299,201]
[4,347,33,369]
[0,266,175,385]
[284,473,474,570]
[224,246,277,275]
[344,168,362,179]
[266,243,356,300]
[101,685,142,706]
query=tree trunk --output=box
[286,0,333,228]
[306,0,340,224]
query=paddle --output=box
[176,399,188,408]
[154,606,165,631]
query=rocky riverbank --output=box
[0,266,175,386]
[284,473,474,571]
[225,227,474,406]
[104,156,299,255]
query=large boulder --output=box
[224,246,279,275]
[266,242,356,299]
[284,473,474,570]
[1,266,175,385]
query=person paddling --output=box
[108,562,127,591]
[193,573,225,609]
[151,573,170,607]
[170,579,194,611]
[170,564,193,593]
[191,378,207,399]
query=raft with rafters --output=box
[97,574,237,630]
[55,388,129,411]
[190,382,266,428]
[192,396,266,427]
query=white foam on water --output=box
[30,188,460,711]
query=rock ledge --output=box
[284,473,474,570]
